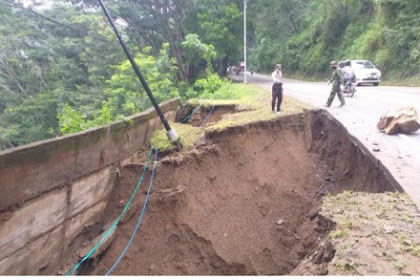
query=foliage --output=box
[104,45,179,118]
[249,0,420,79]
[184,0,244,76]
[181,34,217,81]
[151,122,203,151]
[0,0,247,149]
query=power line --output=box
[0,0,79,31]
[0,0,127,38]
[98,0,181,147]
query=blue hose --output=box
[65,147,153,276]
[105,148,159,276]
[200,105,215,127]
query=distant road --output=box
[236,72,420,209]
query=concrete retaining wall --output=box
[0,98,179,275]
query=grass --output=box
[203,84,311,132]
[334,260,358,274]
[150,122,203,151]
[267,72,420,87]
[393,260,407,274]
[381,76,420,87]
[188,83,267,110]
[330,228,349,239]
[152,83,311,151]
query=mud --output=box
[87,109,401,275]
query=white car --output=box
[339,60,382,86]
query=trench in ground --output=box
[86,109,400,275]
[176,104,237,127]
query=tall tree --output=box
[185,0,243,76]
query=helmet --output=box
[330,60,338,66]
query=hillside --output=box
[249,0,420,84]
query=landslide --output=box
[88,110,400,275]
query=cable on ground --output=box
[105,148,159,276]
[180,105,201,124]
[65,146,154,276]
[200,105,215,127]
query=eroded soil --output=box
[83,110,407,275]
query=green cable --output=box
[180,105,201,124]
[65,146,154,275]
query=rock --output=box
[161,153,184,166]
[277,219,285,225]
[373,147,380,152]
[377,107,420,135]
[383,225,395,234]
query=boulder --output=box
[377,107,420,135]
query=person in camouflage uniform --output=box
[325,61,345,107]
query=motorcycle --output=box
[342,77,357,97]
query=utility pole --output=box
[244,0,248,83]
[97,0,181,148]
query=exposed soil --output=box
[177,105,237,127]
[83,109,401,276]
[293,192,420,276]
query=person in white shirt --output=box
[271,64,283,113]
[342,60,355,83]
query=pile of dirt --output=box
[293,192,420,276]
[86,110,401,275]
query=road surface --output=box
[237,72,420,209]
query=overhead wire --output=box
[0,0,125,37]
[0,0,80,31]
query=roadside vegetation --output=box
[249,0,420,84]
[1,0,420,150]
[0,0,244,149]
[151,83,311,151]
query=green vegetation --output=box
[189,83,263,109]
[2,0,420,150]
[249,0,420,83]
[151,123,203,151]
[151,83,310,151]
[193,83,309,132]
[0,0,245,149]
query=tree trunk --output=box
[217,57,229,77]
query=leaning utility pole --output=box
[97,0,180,148]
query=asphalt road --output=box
[236,72,420,209]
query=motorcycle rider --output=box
[341,60,356,92]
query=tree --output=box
[185,0,243,76]
[181,34,216,81]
